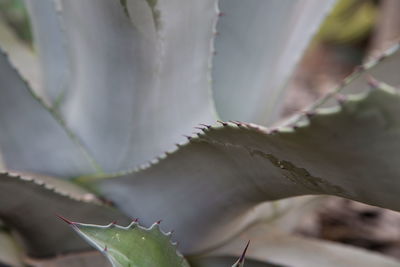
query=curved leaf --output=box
[57,0,217,172]
[0,49,98,177]
[65,220,189,267]
[0,172,129,257]
[25,0,70,105]
[93,81,400,254]
[0,15,41,94]
[209,223,400,267]
[212,0,336,124]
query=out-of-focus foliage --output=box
[316,0,378,44]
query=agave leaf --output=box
[0,172,129,257]
[209,223,400,267]
[65,220,190,267]
[93,80,400,254]
[56,0,217,172]
[25,0,69,106]
[0,230,23,267]
[0,49,99,177]
[212,0,336,125]
[0,15,41,94]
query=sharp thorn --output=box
[366,75,380,88]
[104,246,108,252]
[238,240,250,263]
[217,120,228,126]
[56,214,75,225]
[199,124,211,129]
[183,135,192,140]
[335,94,347,105]
[156,220,162,224]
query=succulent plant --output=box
[2,0,400,266]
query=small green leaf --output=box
[64,219,190,267]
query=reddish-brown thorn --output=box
[156,220,162,224]
[217,120,228,126]
[183,135,192,140]
[214,31,220,36]
[335,94,347,105]
[238,240,250,263]
[199,124,211,129]
[305,111,315,118]
[218,12,225,17]
[366,75,380,88]
[111,221,117,225]
[194,126,205,130]
[354,65,365,72]
[377,55,386,62]
[133,218,139,223]
[56,214,75,225]
[104,246,108,252]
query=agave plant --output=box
[2,0,400,266]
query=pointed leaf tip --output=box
[239,240,250,263]
[56,214,75,225]
[232,240,250,267]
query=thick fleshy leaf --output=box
[0,230,23,267]
[0,49,98,177]
[66,220,189,267]
[212,0,336,125]
[25,0,70,105]
[57,0,217,172]
[94,81,400,254]
[209,223,400,267]
[0,172,129,257]
[0,16,41,94]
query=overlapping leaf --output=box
[25,0,69,105]
[0,172,129,257]
[93,80,400,254]
[212,0,336,124]
[0,50,98,177]
[53,0,216,172]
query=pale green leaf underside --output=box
[0,230,23,267]
[95,83,400,254]
[70,221,189,267]
[213,0,336,125]
[210,223,400,267]
[0,49,97,178]
[0,173,129,257]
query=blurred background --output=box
[2,0,400,261]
